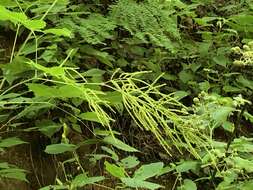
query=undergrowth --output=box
[0,0,253,190]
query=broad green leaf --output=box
[156,166,175,177]
[0,5,46,30]
[94,129,121,136]
[173,91,189,100]
[231,137,253,153]
[79,112,101,124]
[120,156,140,169]
[0,5,27,24]
[223,85,242,93]
[37,120,62,138]
[178,70,194,83]
[237,76,253,90]
[0,137,27,148]
[28,61,65,77]
[162,73,177,81]
[44,28,72,37]
[244,112,253,123]
[120,178,162,190]
[58,85,83,98]
[0,0,16,7]
[23,19,46,31]
[199,81,210,91]
[240,180,253,190]
[101,146,119,161]
[213,55,228,67]
[217,170,237,190]
[222,121,234,133]
[176,161,199,173]
[45,143,77,154]
[230,157,253,173]
[0,168,27,181]
[16,100,54,119]
[27,84,84,98]
[103,136,139,152]
[0,162,9,169]
[104,161,125,178]
[1,56,32,84]
[100,91,123,105]
[83,69,105,77]
[134,162,164,180]
[178,179,197,190]
[71,174,105,187]
[40,49,57,62]
[27,84,58,97]
[211,106,234,125]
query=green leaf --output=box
[178,70,194,83]
[103,136,139,152]
[211,106,234,125]
[0,5,46,30]
[104,161,126,178]
[230,157,253,173]
[44,28,72,37]
[0,168,27,181]
[27,83,58,97]
[176,161,199,173]
[237,76,253,90]
[156,166,175,177]
[223,85,242,93]
[1,56,32,84]
[213,55,228,67]
[79,112,102,124]
[120,178,162,190]
[37,120,62,138]
[231,137,253,153]
[178,179,197,190]
[199,81,210,91]
[44,143,77,154]
[94,129,121,136]
[240,180,253,190]
[120,156,140,169]
[23,19,46,31]
[0,137,27,148]
[222,121,234,133]
[244,112,253,123]
[71,174,105,188]
[173,91,189,100]
[0,0,16,7]
[27,83,84,98]
[134,162,164,180]
[101,146,119,161]
[0,162,9,169]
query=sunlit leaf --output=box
[71,174,105,187]
[44,28,72,37]
[134,162,164,180]
[103,136,139,152]
[104,161,125,178]
[120,156,140,169]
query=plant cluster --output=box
[0,0,253,189]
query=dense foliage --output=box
[0,0,253,189]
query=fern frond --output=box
[78,14,116,45]
[110,0,180,52]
